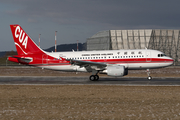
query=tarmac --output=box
[0,76,180,86]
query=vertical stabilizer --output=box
[10,24,45,55]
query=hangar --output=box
[87,29,180,65]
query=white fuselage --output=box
[38,49,173,72]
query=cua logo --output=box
[15,26,28,49]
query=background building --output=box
[87,29,180,65]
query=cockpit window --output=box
[162,54,166,57]
[158,54,166,57]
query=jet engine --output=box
[107,65,128,77]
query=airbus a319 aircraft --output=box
[8,24,174,81]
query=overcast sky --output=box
[1,0,180,51]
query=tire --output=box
[147,76,152,80]
[89,75,95,81]
[94,75,99,81]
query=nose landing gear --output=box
[147,69,152,80]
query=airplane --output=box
[8,24,174,81]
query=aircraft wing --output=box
[66,59,107,72]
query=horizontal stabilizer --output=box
[8,56,33,63]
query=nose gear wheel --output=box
[147,69,152,80]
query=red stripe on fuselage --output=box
[28,57,173,66]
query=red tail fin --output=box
[10,25,44,55]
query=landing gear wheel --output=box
[147,76,152,80]
[89,75,99,81]
[146,69,152,80]
[89,75,95,81]
[94,75,99,81]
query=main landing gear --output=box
[89,70,99,81]
[147,69,152,80]
[89,75,99,81]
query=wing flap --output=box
[66,59,107,72]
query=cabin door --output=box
[146,51,151,62]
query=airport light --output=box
[55,31,57,52]
[39,34,41,47]
[77,40,79,51]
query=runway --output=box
[0,76,180,85]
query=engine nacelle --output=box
[107,65,128,77]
